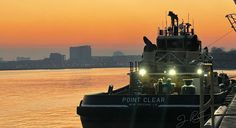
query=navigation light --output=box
[197,69,203,75]
[139,69,147,76]
[168,69,176,76]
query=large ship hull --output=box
[77,87,229,128]
[79,107,201,128]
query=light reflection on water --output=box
[0,68,235,128]
[0,68,129,128]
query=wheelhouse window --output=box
[157,38,200,51]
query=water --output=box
[0,68,235,128]
[0,68,129,128]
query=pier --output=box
[219,94,236,128]
[204,88,236,128]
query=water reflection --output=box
[0,68,129,128]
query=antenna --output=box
[192,19,195,29]
[162,20,164,29]
[188,13,190,23]
[165,11,167,29]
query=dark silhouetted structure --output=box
[69,45,92,65]
[47,53,66,68]
[16,57,31,61]
[49,53,65,62]
[226,14,236,32]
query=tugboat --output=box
[77,11,234,128]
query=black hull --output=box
[79,107,205,128]
[77,88,229,128]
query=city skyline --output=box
[0,45,142,70]
[1,44,236,61]
[0,45,140,61]
[0,0,235,60]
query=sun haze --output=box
[0,0,235,59]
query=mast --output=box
[168,11,179,35]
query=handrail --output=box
[147,50,213,64]
[155,50,200,53]
[156,52,185,64]
[148,72,200,76]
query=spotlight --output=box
[168,69,176,76]
[197,69,203,75]
[139,69,147,76]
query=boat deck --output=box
[219,94,236,128]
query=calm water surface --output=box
[0,68,129,128]
[0,68,235,128]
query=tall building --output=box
[49,53,66,62]
[69,45,92,64]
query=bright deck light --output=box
[168,69,176,76]
[197,69,203,75]
[139,69,147,76]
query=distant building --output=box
[0,58,3,62]
[113,51,125,56]
[69,45,92,64]
[16,57,31,61]
[49,53,66,62]
[92,55,141,67]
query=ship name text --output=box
[122,97,165,103]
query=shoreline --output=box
[0,66,130,71]
[0,66,235,71]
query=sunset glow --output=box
[0,0,235,59]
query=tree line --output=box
[211,47,236,54]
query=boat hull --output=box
[77,91,228,128]
[79,107,203,128]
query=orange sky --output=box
[0,0,235,60]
